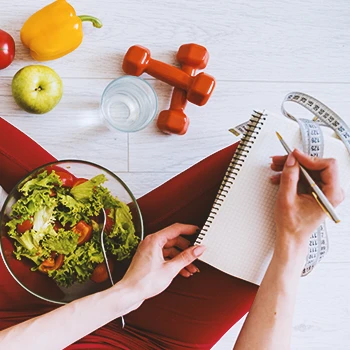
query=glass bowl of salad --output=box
[0,160,143,304]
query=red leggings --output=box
[0,118,258,350]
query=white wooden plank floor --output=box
[1,0,350,348]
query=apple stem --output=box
[78,15,103,28]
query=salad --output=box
[5,166,139,287]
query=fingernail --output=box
[196,267,200,273]
[193,245,206,257]
[270,174,280,181]
[286,153,296,167]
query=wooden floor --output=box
[1,0,349,348]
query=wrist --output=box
[273,233,308,269]
[103,279,145,317]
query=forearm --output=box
[234,244,306,350]
[0,281,143,350]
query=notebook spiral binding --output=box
[195,110,267,244]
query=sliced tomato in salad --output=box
[90,260,114,283]
[16,218,33,234]
[55,171,75,188]
[38,253,64,273]
[53,221,63,232]
[73,178,88,187]
[44,165,76,188]
[45,165,73,175]
[72,220,93,245]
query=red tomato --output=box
[45,165,71,174]
[16,219,33,234]
[53,221,63,232]
[55,171,75,188]
[104,209,115,235]
[73,178,88,187]
[49,188,57,197]
[44,165,76,187]
[0,29,15,70]
[72,220,92,245]
[90,260,114,283]
[38,253,64,274]
[105,216,115,235]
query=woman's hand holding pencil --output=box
[270,148,344,264]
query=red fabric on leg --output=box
[0,119,59,322]
[0,119,56,193]
[0,119,258,349]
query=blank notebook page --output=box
[197,111,350,285]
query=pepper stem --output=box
[78,15,103,28]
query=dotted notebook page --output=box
[198,111,304,285]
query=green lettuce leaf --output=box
[13,230,37,251]
[10,191,58,218]
[70,174,107,202]
[19,171,61,196]
[56,194,86,226]
[110,202,135,239]
[33,206,55,232]
[11,230,51,266]
[42,228,79,255]
[13,241,46,265]
[48,239,104,287]
[104,202,139,260]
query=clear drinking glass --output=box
[100,76,158,132]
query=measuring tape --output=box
[231,92,350,276]
[282,92,350,154]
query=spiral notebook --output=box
[195,110,350,285]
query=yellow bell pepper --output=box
[20,0,102,61]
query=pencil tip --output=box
[275,131,282,140]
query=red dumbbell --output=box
[157,43,209,135]
[122,45,215,106]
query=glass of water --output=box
[100,76,158,132]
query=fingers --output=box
[179,264,199,277]
[179,269,192,278]
[272,149,344,207]
[292,148,338,183]
[164,235,191,250]
[271,163,284,172]
[164,247,199,277]
[270,173,281,184]
[278,153,300,204]
[272,150,339,176]
[271,155,287,172]
[292,149,344,206]
[155,223,199,247]
[163,247,181,258]
[271,155,288,165]
[184,264,200,274]
[292,148,333,171]
[167,245,206,275]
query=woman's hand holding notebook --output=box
[195,108,350,285]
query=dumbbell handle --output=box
[169,65,195,110]
[145,58,193,91]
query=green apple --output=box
[12,65,63,114]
